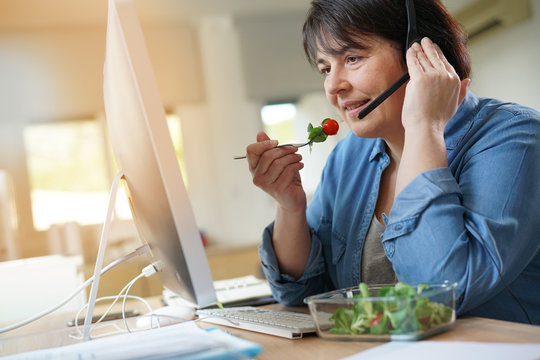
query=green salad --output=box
[330,282,453,335]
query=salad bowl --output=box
[304,282,457,341]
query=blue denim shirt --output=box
[259,91,540,324]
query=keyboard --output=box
[196,307,317,339]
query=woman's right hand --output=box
[246,131,307,212]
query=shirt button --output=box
[384,243,395,257]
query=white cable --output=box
[122,276,144,333]
[83,258,152,330]
[71,264,158,339]
[75,276,142,336]
[123,264,157,333]
[70,295,153,340]
[0,244,150,334]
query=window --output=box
[260,102,296,143]
[24,114,187,231]
[24,120,111,230]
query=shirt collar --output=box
[369,138,387,161]
[444,90,480,149]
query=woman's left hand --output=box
[395,37,471,197]
[402,37,470,132]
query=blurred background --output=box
[0,0,539,300]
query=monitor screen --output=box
[103,0,216,308]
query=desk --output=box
[1,298,539,359]
[203,304,540,359]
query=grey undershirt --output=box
[360,216,397,286]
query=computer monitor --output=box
[103,0,216,308]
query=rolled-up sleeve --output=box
[258,221,328,306]
[382,168,467,301]
[383,168,461,240]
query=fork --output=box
[233,141,312,160]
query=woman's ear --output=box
[458,78,471,105]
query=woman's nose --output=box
[325,69,350,95]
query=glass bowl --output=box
[304,282,457,341]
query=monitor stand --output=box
[83,170,124,341]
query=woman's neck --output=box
[382,130,404,167]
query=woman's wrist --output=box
[273,203,310,280]
[396,122,448,196]
[276,203,306,218]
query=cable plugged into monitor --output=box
[142,263,158,278]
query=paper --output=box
[341,341,540,360]
[2,321,262,360]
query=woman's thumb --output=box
[256,131,271,142]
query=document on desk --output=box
[2,321,262,360]
[341,341,540,360]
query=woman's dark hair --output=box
[302,0,471,79]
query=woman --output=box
[245,0,540,324]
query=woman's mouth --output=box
[344,99,370,117]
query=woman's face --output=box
[316,35,407,140]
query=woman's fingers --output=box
[407,37,460,87]
[251,149,305,209]
[244,131,306,210]
[433,42,457,75]
[419,37,446,72]
[250,144,299,176]
[403,37,465,127]
[411,41,431,73]
[408,38,457,77]
[406,42,426,77]
[246,132,304,198]
[245,130,303,189]
[246,131,278,171]
[269,160,305,193]
[253,151,303,187]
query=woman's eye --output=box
[346,56,360,64]
[319,67,330,76]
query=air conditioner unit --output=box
[454,0,531,40]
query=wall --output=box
[235,12,322,102]
[467,0,540,110]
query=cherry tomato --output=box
[370,313,383,327]
[322,118,339,135]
